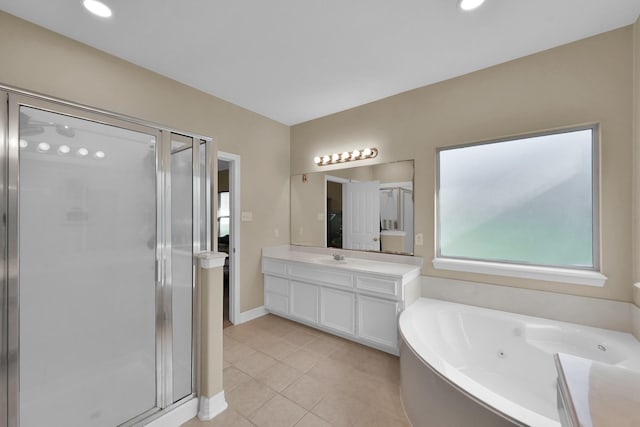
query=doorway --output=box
[218,151,240,327]
[325,175,349,249]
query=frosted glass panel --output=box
[200,142,208,251]
[19,107,157,426]
[438,129,594,268]
[171,138,193,402]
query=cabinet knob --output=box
[373,237,379,242]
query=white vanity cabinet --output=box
[262,247,421,355]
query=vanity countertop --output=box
[554,353,640,427]
[262,245,422,279]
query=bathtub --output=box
[398,298,640,427]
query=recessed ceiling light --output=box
[77,147,89,156]
[459,0,485,11]
[37,142,51,152]
[83,0,112,18]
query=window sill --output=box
[432,257,607,287]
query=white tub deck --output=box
[399,298,640,427]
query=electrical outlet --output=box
[241,211,253,222]
[274,228,280,238]
[415,233,424,246]
[317,213,324,221]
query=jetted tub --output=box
[398,298,640,427]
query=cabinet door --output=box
[290,281,319,324]
[320,287,356,336]
[264,276,289,315]
[265,292,289,315]
[357,295,399,349]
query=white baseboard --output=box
[198,391,228,421]
[144,398,198,426]
[236,305,268,324]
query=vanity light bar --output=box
[313,147,378,166]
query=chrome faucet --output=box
[332,253,345,261]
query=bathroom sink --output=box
[312,257,349,265]
[310,256,379,270]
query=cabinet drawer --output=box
[265,292,289,315]
[264,275,289,296]
[262,259,287,275]
[288,264,353,289]
[356,275,399,298]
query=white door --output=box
[343,181,380,250]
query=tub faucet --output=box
[332,253,345,261]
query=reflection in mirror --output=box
[291,160,414,255]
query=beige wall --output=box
[0,11,290,313]
[635,18,640,295]
[292,27,634,302]
[634,18,640,308]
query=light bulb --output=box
[322,155,330,164]
[459,0,485,11]
[19,139,28,149]
[363,148,372,156]
[37,142,50,152]
[314,156,321,164]
[77,147,89,157]
[331,153,339,162]
[351,150,360,159]
[94,151,105,159]
[58,145,70,154]
[83,0,112,18]
[341,152,349,161]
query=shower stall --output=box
[0,89,214,427]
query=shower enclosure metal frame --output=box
[0,86,214,427]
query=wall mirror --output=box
[291,160,414,255]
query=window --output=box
[218,191,230,237]
[435,126,605,286]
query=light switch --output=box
[415,233,424,246]
[241,211,253,222]
[274,228,280,238]
[317,213,324,221]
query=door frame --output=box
[324,175,350,248]
[217,151,240,325]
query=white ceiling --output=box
[1,1,639,125]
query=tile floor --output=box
[182,314,411,427]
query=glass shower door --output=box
[170,135,193,402]
[17,105,158,427]
[170,136,209,403]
